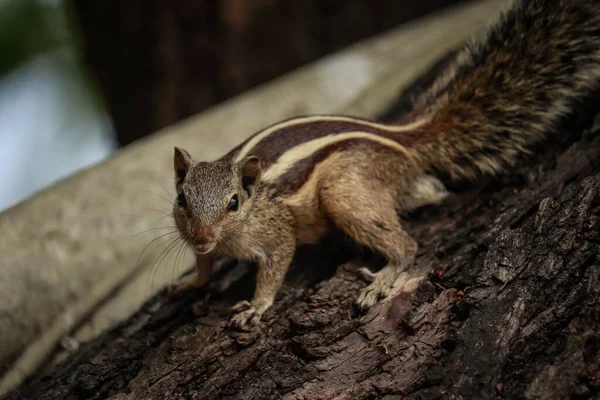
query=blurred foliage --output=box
[0,0,69,75]
[0,0,106,112]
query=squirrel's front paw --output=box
[230,301,262,330]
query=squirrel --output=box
[170,0,600,329]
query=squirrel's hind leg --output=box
[320,178,418,310]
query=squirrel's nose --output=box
[193,237,212,246]
[191,226,216,245]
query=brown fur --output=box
[170,0,600,329]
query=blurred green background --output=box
[0,0,116,212]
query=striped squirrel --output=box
[171,0,600,329]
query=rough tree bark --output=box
[3,55,600,400]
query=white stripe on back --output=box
[233,115,428,163]
[261,131,414,182]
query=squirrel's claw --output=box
[230,305,261,330]
[230,300,252,313]
[355,280,391,310]
[356,267,377,283]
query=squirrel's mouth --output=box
[194,243,215,255]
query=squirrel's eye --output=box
[177,191,186,207]
[228,194,239,212]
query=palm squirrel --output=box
[170,0,600,329]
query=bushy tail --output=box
[410,0,600,180]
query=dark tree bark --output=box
[4,56,600,400]
[71,0,469,147]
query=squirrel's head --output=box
[172,147,261,255]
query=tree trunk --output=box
[4,54,600,400]
[71,0,468,147]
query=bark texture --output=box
[4,59,600,400]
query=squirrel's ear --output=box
[174,147,193,186]
[240,156,261,195]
